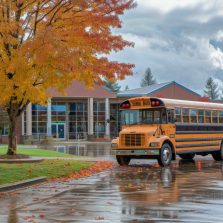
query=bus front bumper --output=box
[112,149,160,156]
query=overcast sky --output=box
[110,0,223,95]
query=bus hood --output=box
[120,126,158,136]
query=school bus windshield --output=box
[121,109,167,125]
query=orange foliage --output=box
[0,0,135,107]
[0,0,136,151]
[0,0,136,107]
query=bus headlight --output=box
[150,142,159,147]
[111,143,118,148]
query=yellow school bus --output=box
[111,97,223,166]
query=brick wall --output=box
[152,82,201,101]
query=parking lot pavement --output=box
[1,157,223,222]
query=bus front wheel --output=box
[116,155,131,166]
[212,143,223,161]
[157,143,173,167]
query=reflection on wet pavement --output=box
[41,143,112,158]
[2,158,223,222]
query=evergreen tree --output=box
[140,67,157,87]
[124,85,129,91]
[105,78,121,93]
[204,77,219,100]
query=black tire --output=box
[157,143,173,167]
[116,155,131,166]
[179,153,195,160]
[212,143,223,161]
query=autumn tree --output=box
[140,67,156,87]
[104,78,121,93]
[204,77,219,100]
[0,0,135,155]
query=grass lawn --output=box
[0,160,93,185]
[0,148,84,158]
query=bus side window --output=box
[167,110,174,123]
[190,109,198,123]
[154,111,161,124]
[162,110,167,123]
[219,111,223,123]
[198,110,204,123]
[175,108,181,122]
[182,108,189,123]
[212,110,218,123]
[205,110,211,123]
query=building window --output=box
[32,104,47,136]
[51,102,66,122]
[1,125,9,136]
[94,101,105,138]
[68,101,88,140]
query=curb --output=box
[0,177,47,192]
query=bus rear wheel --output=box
[212,143,223,161]
[179,153,195,160]
[157,143,173,167]
[116,155,131,166]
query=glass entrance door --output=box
[58,124,65,139]
[52,123,65,140]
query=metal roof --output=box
[118,82,172,97]
[47,80,116,99]
[117,81,201,98]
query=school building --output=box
[0,81,202,144]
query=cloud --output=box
[110,0,223,95]
[137,0,209,14]
[210,48,223,70]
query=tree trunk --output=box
[7,115,18,155]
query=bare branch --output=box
[19,0,36,11]
[48,1,72,25]
[33,1,40,36]
[36,0,64,24]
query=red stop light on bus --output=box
[120,101,131,109]
[151,99,163,107]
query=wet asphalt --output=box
[1,144,223,222]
